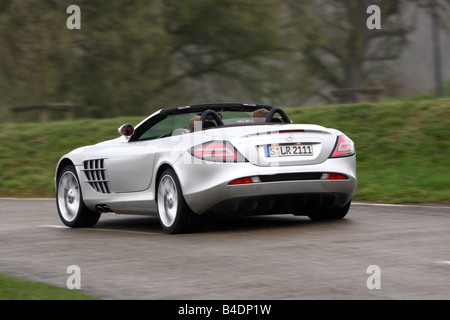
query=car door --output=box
[105,112,189,193]
[104,139,157,193]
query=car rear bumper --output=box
[175,155,357,215]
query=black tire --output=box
[156,169,201,234]
[308,201,351,221]
[56,165,100,228]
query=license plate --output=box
[265,144,314,157]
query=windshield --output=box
[135,107,278,141]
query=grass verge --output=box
[287,97,449,203]
[0,97,449,203]
[0,274,100,300]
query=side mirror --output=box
[118,123,135,140]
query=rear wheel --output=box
[157,169,201,234]
[308,201,351,221]
[56,165,100,227]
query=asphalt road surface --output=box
[0,198,449,300]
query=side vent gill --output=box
[82,159,111,194]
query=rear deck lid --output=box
[205,124,337,166]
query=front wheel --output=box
[157,169,201,234]
[56,165,100,228]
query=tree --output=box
[292,0,413,103]
[0,1,74,106]
[67,1,170,116]
[415,0,450,97]
[157,0,282,104]
[0,0,283,119]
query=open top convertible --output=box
[55,103,357,233]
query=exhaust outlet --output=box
[96,205,112,213]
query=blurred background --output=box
[0,0,449,121]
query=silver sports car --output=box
[55,103,357,233]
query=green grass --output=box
[0,274,100,300]
[286,96,450,203]
[0,116,141,197]
[0,97,449,203]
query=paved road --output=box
[0,198,449,300]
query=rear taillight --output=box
[321,173,348,180]
[228,176,261,185]
[190,141,246,162]
[330,135,355,158]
